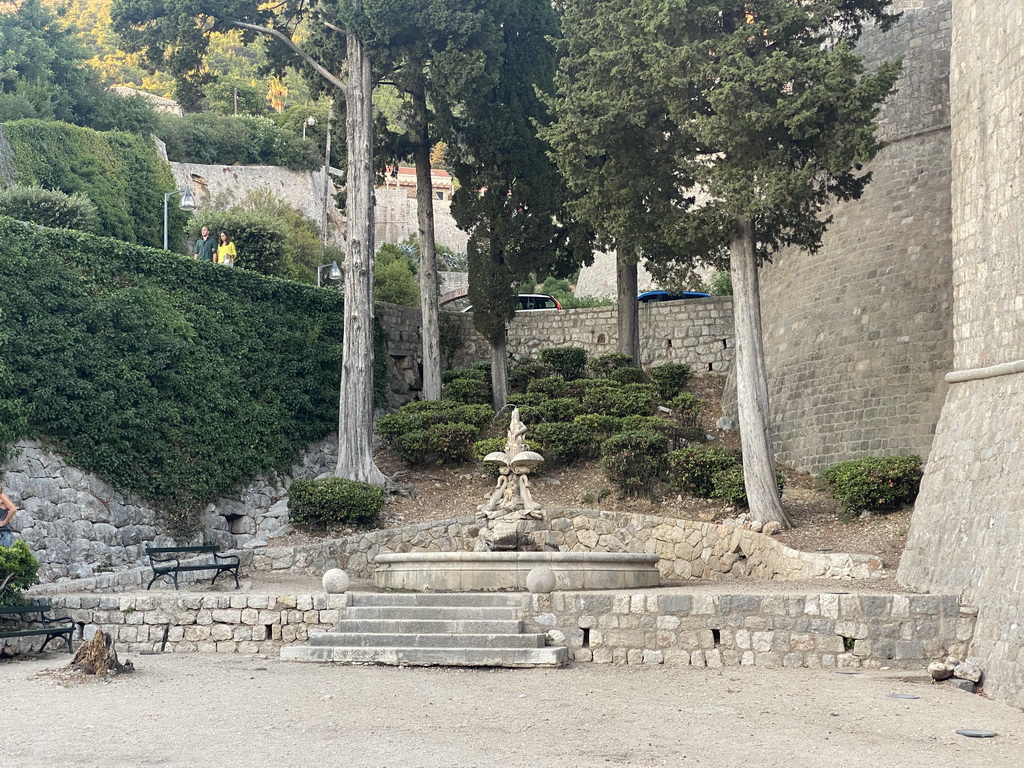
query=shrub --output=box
[377,400,492,442]
[4,119,186,246]
[287,478,385,529]
[535,413,622,464]
[820,455,923,512]
[527,376,569,399]
[667,445,742,498]
[442,367,488,385]
[710,466,786,508]
[534,397,585,424]
[588,352,635,379]
[669,392,706,427]
[374,242,420,306]
[582,382,658,418]
[649,362,693,400]
[600,430,669,497]
[621,416,688,448]
[538,346,588,381]
[473,437,507,467]
[393,422,480,465]
[506,392,547,408]
[442,377,492,405]
[156,113,321,170]
[508,359,555,392]
[188,213,289,278]
[0,540,41,606]
[610,366,649,385]
[708,270,733,296]
[568,377,620,398]
[0,185,99,233]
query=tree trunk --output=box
[336,24,387,486]
[413,90,442,401]
[490,329,509,413]
[616,253,640,365]
[730,217,792,528]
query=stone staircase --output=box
[280,592,568,667]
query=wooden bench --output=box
[145,545,241,591]
[0,602,74,653]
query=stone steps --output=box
[281,592,567,668]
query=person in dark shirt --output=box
[193,226,216,262]
[0,485,16,547]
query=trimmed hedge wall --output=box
[0,218,346,535]
[2,119,186,247]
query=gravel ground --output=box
[2,652,1022,767]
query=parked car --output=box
[637,290,712,303]
[462,294,563,313]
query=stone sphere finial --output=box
[526,565,556,594]
[322,568,350,594]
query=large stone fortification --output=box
[898,0,1024,709]
[759,0,953,473]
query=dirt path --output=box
[3,653,1021,767]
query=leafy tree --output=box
[546,0,900,527]
[0,0,157,132]
[544,0,724,363]
[450,0,592,410]
[374,242,419,306]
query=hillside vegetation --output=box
[0,218,347,534]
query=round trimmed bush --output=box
[508,359,555,393]
[527,376,570,399]
[588,352,635,379]
[0,540,40,606]
[583,382,658,418]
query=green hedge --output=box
[0,218,348,537]
[3,119,187,247]
[287,478,385,529]
[156,113,321,171]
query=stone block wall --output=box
[451,298,735,372]
[30,593,348,656]
[898,0,1024,711]
[758,0,953,473]
[527,589,974,669]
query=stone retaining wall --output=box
[10,589,972,670]
[6,593,348,656]
[525,589,974,669]
[1,437,337,581]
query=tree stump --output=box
[69,629,133,676]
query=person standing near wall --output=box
[193,226,215,262]
[0,486,16,547]
[216,231,236,267]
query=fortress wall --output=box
[758,1,953,473]
[897,0,1024,709]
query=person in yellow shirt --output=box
[216,231,237,266]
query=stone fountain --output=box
[373,408,659,592]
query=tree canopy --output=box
[546,0,901,525]
[0,0,156,132]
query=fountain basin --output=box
[373,551,660,592]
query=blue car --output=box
[637,290,712,303]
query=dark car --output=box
[637,290,712,303]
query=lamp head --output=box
[178,187,197,212]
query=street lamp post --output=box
[302,115,316,140]
[163,187,197,250]
[317,261,342,287]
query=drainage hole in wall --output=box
[722,338,728,348]
[708,363,714,372]
[840,635,855,652]
[666,338,673,349]
[712,629,721,647]
[265,625,274,641]
[581,628,590,648]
